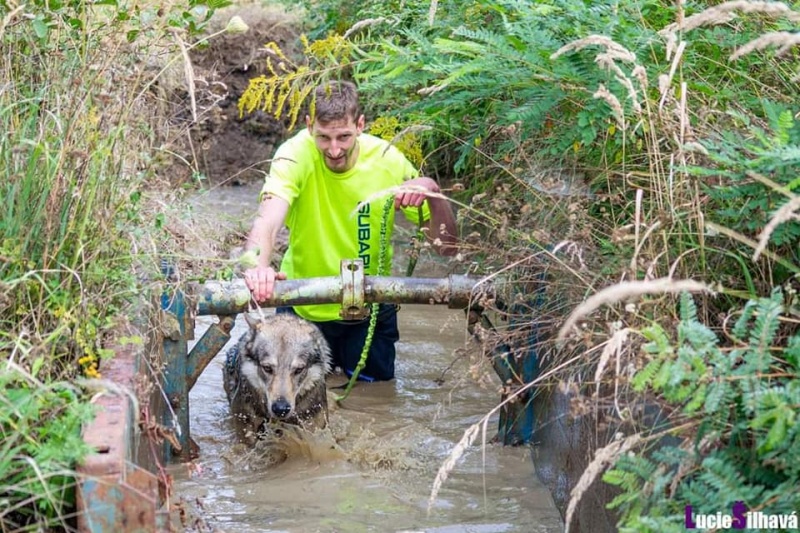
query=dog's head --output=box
[239,313,331,420]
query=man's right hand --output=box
[244,266,287,303]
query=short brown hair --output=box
[311,80,361,124]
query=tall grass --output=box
[0,0,227,527]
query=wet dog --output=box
[223,313,332,438]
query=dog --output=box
[223,312,332,438]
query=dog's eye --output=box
[293,366,305,376]
[261,364,273,374]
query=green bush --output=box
[0,368,95,528]
[605,290,800,531]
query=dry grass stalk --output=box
[752,196,800,261]
[747,170,796,198]
[632,65,649,90]
[428,0,439,27]
[659,40,686,108]
[553,36,644,119]
[632,188,643,272]
[418,82,449,96]
[557,278,713,341]
[427,421,482,512]
[551,35,636,63]
[660,1,800,37]
[426,347,598,513]
[0,5,23,42]
[632,220,664,272]
[174,33,197,123]
[353,185,456,216]
[593,84,626,130]
[564,433,643,533]
[679,80,689,144]
[342,17,391,39]
[706,220,800,273]
[594,327,632,419]
[615,71,642,114]
[730,30,800,59]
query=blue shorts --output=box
[276,304,399,381]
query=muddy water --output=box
[173,184,563,532]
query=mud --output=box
[177,5,302,186]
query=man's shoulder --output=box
[277,128,314,152]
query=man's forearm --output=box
[427,197,458,256]
[245,196,289,268]
[245,216,277,268]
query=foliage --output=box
[0,367,96,529]
[0,0,228,527]
[252,0,800,527]
[367,116,425,167]
[606,290,800,530]
[691,104,800,277]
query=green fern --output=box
[611,290,799,529]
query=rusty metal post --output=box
[160,261,191,461]
[187,315,235,390]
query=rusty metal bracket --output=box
[187,315,235,390]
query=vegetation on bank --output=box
[0,0,229,528]
[252,0,799,529]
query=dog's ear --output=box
[312,339,333,373]
[243,312,262,331]
[242,313,260,353]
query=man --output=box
[243,80,457,382]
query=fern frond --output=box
[732,298,758,341]
[679,292,698,323]
[747,291,783,367]
[704,379,734,416]
[698,456,752,505]
[632,358,662,392]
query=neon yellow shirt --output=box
[261,129,429,322]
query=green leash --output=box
[335,196,394,402]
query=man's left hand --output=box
[395,177,440,209]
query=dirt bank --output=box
[168,4,302,186]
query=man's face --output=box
[307,114,365,173]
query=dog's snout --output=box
[271,398,292,418]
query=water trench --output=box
[171,184,564,532]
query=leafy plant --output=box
[692,103,800,278]
[0,366,96,529]
[0,0,229,527]
[605,290,800,530]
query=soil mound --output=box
[180,5,302,185]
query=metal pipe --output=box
[187,315,235,390]
[194,274,491,316]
